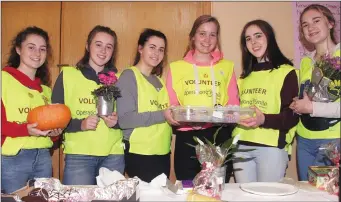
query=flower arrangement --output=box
[187,126,242,199]
[91,71,121,101]
[308,54,340,102]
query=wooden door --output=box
[59,1,210,180]
[1,2,62,178]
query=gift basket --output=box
[171,105,255,123]
[308,140,340,195]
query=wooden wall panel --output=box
[61,2,211,74]
[59,1,210,180]
[1,2,61,86]
[1,2,61,179]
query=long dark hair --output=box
[133,28,168,76]
[240,20,293,79]
[6,26,52,86]
[299,4,337,45]
[183,15,221,57]
[76,25,118,72]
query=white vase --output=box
[97,96,115,116]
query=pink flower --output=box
[98,73,106,80]
[108,71,116,77]
[108,71,118,84]
[98,71,118,86]
[98,74,108,84]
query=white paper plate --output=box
[240,182,299,196]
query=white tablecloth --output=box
[139,182,339,201]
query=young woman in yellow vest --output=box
[166,15,239,181]
[232,20,299,183]
[51,25,124,185]
[1,26,63,193]
[289,4,340,181]
[116,28,175,182]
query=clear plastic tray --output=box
[171,106,213,123]
[170,105,255,123]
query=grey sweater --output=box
[115,69,166,140]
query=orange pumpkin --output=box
[27,104,71,131]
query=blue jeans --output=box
[1,149,52,194]
[63,154,124,185]
[297,136,339,181]
[233,145,289,183]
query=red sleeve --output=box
[1,100,30,145]
[50,136,60,142]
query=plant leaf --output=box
[235,148,255,152]
[221,137,234,150]
[223,156,251,165]
[213,125,223,145]
[223,158,234,164]
[185,143,197,148]
[203,137,214,148]
[192,136,199,143]
[226,147,255,156]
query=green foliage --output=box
[91,85,121,101]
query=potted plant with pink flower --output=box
[91,71,121,116]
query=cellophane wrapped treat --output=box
[306,55,340,103]
[190,131,240,200]
[31,177,139,201]
[321,141,340,195]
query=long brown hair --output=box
[183,15,221,57]
[240,20,293,79]
[6,26,52,86]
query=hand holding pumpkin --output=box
[27,104,71,130]
[47,128,63,137]
[27,123,52,136]
[81,115,100,131]
[100,112,118,128]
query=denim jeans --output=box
[1,149,52,194]
[297,136,339,181]
[233,145,289,183]
[63,154,125,185]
